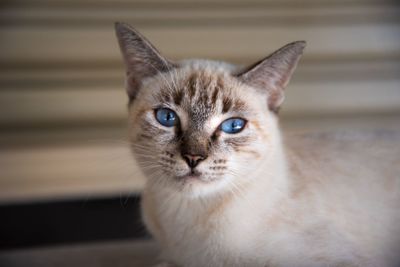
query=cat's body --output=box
[115,23,400,267]
[143,131,400,267]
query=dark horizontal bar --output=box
[3,0,397,10]
[0,195,150,250]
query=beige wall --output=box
[1,0,399,202]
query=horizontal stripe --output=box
[2,12,399,29]
[1,25,399,62]
[0,142,145,203]
[1,59,399,88]
[6,0,395,9]
[1,79,399,126]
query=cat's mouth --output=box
[178,169,203,181]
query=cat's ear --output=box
[236,41,306,113]
[115,22,176,101]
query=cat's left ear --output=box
[115,22,176,101]
[236,41,306,113]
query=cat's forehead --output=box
[153,67,249,123]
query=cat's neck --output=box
[244,128,290,210]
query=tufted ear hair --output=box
[236,41,306,113]
[115,22,176,101]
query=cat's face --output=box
[115,23,305,197]
[129,64,277,197]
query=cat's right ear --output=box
[115,22,176,101]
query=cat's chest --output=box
[143,192,369,267]
[149,194,267,265]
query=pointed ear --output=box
[236,41,306,113]
[115,22,176,101]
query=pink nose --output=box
[182,154,206,168]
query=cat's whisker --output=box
[136,160,162,168]
[131,148,157,156]
[135,160,158,166]
[137,164,160,171]
[85,138,133,145]
[144,169,165,182]
[130,141,170,153]
[130,142,153,149]
[134,154,157,160]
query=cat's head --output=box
[115,22,305,198]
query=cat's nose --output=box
[182,153,206,169]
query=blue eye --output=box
[220,118,246,134]
[155,108,178,127]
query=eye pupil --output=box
[155,108,178,127]
[167,112,174,120]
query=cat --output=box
[114,22,400,267]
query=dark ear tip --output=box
[114,22,136,34]
[276,41,306,57]
[114,21,125,31]
[295,40,307,46]
[291,40,307,51]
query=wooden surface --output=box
[0,240,160,267]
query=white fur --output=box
[131,60,400,267]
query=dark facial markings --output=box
[187,72,198,99]
[222,97,233,113]
[154,71,249,119]
[209,166,227,170]
[164,151,174,158]
[161,90,172,103]
[141,70,256,171]
[173,90,183,105]
[211,86,220,105]
[179,132,210,166]
[161,157,175,165]
[138,133,153,140]
[160,151,176,170]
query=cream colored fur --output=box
[114,23,400,267]
[127,61,400,267]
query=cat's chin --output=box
[169,172,232,198]
[143,166,234,198]
[176,170,208,182]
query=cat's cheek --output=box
[228,154,259,177]
[174,167,189,178]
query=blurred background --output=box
[0,0,399,266]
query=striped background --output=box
[1,0,399,203]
